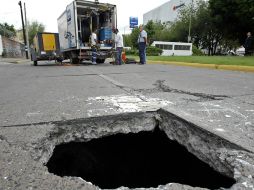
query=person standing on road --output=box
[91,29,97,64]
[243,32,253,56]
[138,25,147,64]
[113,28,124,65]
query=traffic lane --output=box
[87,64,254,152]
[0,61,254,188]
[0,61,103,79]
[0,72,125,127]
[1,61,253,134]
[97,63,254,97]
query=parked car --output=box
[235,47,245,56]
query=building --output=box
[143,0,193,25]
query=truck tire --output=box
[34,61,38,66]
[96,59,105,64]
[70,57,79,64]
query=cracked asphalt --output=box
[0,60,254,189]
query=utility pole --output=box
[18,1,28,59]
[24,2,30,58]
[188,0,193,43]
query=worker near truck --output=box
[91,29,97,64]
[113,28,124,65]
[138,25,147,65]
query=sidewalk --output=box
[0,57,31,64]
[147,60,254,73]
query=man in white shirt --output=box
[91,29,97,65]
[113,28,124,65]
[137,25,147,64]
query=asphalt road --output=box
[0,60,254,148]
[0,60,254,189]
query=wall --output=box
[143,0,193,25]
[1,36,25,58]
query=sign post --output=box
[188,0,194,43]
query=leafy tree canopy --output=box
[0,22,16,38]
[27,21,45,45]
[209,0,254,43]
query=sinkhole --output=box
[46,127,236,189]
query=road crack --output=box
[135,80,230,102]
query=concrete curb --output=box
[0,58,31,64]
[10,60,31,64]
[147,60,254,73]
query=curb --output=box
[147,60,254,73]
[0,58,31,64]
[10,60,31,64]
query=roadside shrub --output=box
[125,46,163,56]
[125,49,138,56]
[146,46,162,56]
[192,45,204,56]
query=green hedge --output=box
[125,46,163,56]
[146,46,163,56]
[125,49,138,56]
[192,45,204,56]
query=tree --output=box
[129,27,140,48]
[123,34,132,47]
[0,22,16,38]
[27,21,45,45]
[191,1,223,55]
[209,0,254,44]
[144,20,166,44]
[165,0,224,55]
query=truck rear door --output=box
[42,33,56,51]
[67,2,77,48]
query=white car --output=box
[235,47,245,56]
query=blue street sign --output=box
[129,17,138,28]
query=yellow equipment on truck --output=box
[31,32,61,66]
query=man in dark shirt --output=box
[243,32,253,56]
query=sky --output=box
[0,0,170,34]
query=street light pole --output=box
[18,1,28,59]
[188,0,193,43]
[24,2,30,59]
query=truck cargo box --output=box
[57,0,117,64]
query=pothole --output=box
[46,127,235,189]
[35,111,252,189]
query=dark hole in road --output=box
[46,127,235,189]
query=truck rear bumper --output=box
[63,49,113,60]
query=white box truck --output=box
[57,0,117,64]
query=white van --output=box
[151,41,192,56]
